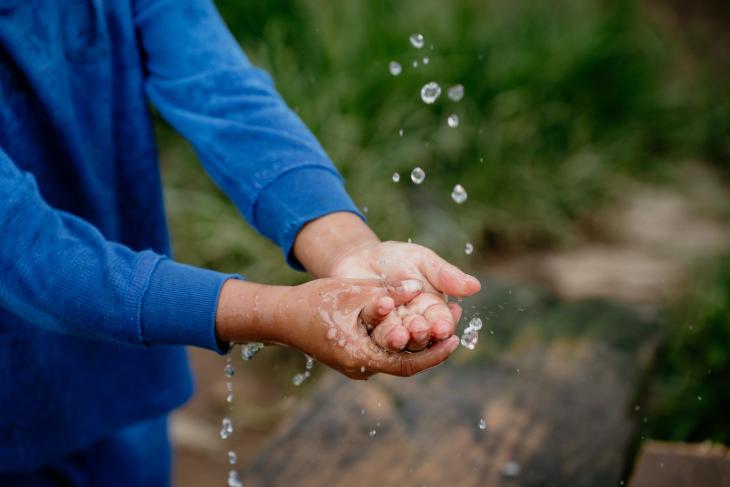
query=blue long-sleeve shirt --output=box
[0,0,360,470]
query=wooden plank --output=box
[242,278,661,486]
[629,441,730,487]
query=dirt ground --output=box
[171,163,730,486]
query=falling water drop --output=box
[447,84,465,102]
[392,172,400,183]
[412,59,419,68]
[224,363,235,378]
[369,429,377,437]
[451,184,467,204]
[388,61,402,76]
[409,33,424,49]
[469,317,483,331]
[228,451,238,465]
[465,242,474,255]
[422,56,430,65]
[305,354,314,370]
[398,128,404,137]
[461,328,478,350]
[479,418,486,430]
[228,470,243,487]
[502,462,522,478]
[410,167,426,184]
[292,372,310,386]
[220,418,233,440]
[240,342,263,361]
[447,114,460,128]
[420,82,441,104]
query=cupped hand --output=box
[276,278,460,379]
[328,241,481,350]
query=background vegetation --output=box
[157,0,730,446]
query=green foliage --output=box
[160,0,726,282]
[645,255,730,443]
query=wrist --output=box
[293,212,379,278]
[215,279,289,344]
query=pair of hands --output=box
[216,213,481,379]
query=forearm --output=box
[292,212,380,278]
[215,279,289,344]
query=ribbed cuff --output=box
[140,259,240,353]
[254,166,365,271]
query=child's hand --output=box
[216,278,459,379]
[329,240,480,350]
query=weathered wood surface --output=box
[242,278,661,486]
[629,441,730,487]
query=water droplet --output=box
[409,33,424,49]
[292,371,310,386]
[361,408,366,415]
[447,114,460,128]
[412,59,419,68]
[388,61,402,76]
[422,56,430,64]
[392,172,400,183]
[479,418,486,430]
[224,364,235,378]
[398,128,404,137]
[220,418,233,440]
[411,167,426,184]
[226,381,233,392]
[465,242,474,255]
[305,354,314,370]
[461,327,478,350]
[447,84,464,102]
[228,470,243,487]
[363,206,368,213]
[420,82,441,104]
[228,450,238,465]
[369,429,377,437]
[451,184,467,204]
[240,342,264,361]
[468,317,482,331]
[226,393,234,403]
[501,461,521,478]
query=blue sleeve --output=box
[133,0,364,270]
[0,147,233,353]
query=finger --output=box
[448,302,463,324]
[371,314,410,351]
[418,250,481,297]
[404,315,431,351]
[375,336,460,377]
[360,296,395,326]
[384,279,424,306]
[423,302,458,340]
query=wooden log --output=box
[242,278,661,486]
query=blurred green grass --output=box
[159,0,728,284]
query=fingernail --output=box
[397,279,422,293]
[433,320,452,339]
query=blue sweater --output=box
[0,0,359,470]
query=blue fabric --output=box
[0,415,172,487]
[0,0,362,471]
